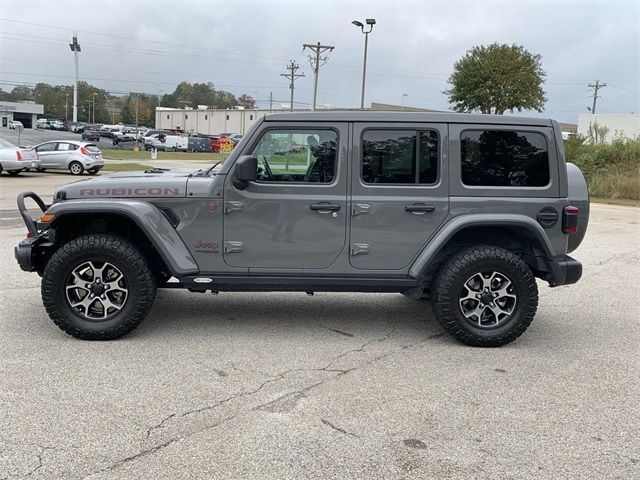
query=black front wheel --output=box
[432,246,538,347]
[41,234,156,340]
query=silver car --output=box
[33,140,104,175]
[0,138,39,175]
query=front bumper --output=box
[543,255,582,287]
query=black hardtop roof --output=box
[263,111,553,127]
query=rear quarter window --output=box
[461,130,550,187]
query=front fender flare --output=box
[408,214,557,279]
[46,199,199,276]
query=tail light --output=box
[80,146,90,155]
[563,206,579,234]
[16,150,22,161]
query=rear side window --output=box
[362,130,438,185]
[57,143,79,151]
[85,144,101,153]
[461,130,550,187]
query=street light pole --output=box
[352,19,376,110]
[69,33,81,122]
[92,92,96,123]
[401,93,408,111]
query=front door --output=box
[223,123,348,270]
[349,123,449,271]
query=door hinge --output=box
[350,243,370,256]
[224,201,244,214]
[224,241,244,253]
[352,203,371,216]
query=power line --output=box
[0,17,292,64]
[280,61,305,111]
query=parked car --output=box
[36,118,48,129]
[8,120,23,130]
[187,136,212,152]
[0,138,39,175]
[82,129,101,142]
[13,112,589,343]
[144,134,188,152]
[33,140,103,175]
[48,120,65,131]
[228,134,243,144]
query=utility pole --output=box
[86,100,91,123]
[269,92,273,113]
[135,93,140,127]
[69,33,81,122]
[588,80,607,114]
[303,42,335,111]
[65,93,68,121]
[280,61,305,111]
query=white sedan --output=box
[33,140,104,175]
[0,138,39,176]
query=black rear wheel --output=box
[432,246,538,347]
[42,234,156,340]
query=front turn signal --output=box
[39,213,56,223]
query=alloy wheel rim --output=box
[71,164,81,174]
[65,261,128,321]
[458,271,517,328]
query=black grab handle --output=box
[309,203,341,212]
[17,191,48,235]
[405,204,435,213]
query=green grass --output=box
[102,149,226,162]
[102,162,152,172]
[564,135,640,201]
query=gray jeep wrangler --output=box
[15,112,589,346]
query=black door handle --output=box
[405,204,435,213]
[310,203,341,212]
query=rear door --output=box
[349,123,449,271]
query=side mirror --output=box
[233,155,257,190]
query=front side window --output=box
[251,129,338,183]
[461,130,550,187]
[362,129,438,184]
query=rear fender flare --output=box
[409,214,557,279]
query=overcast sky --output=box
[1,0,638,122]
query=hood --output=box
[54,171,191,201]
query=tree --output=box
[161,81,238,109]
[237,94,256,109]
[444,43,546,115]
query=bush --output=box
[564,135,640,200]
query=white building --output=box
[577,114,640,143]
[155,107,306,135]
[0,101,44,129]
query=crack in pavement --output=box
[81,311,433,479]
[321,418,360,438]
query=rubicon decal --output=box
[79,188,181,197]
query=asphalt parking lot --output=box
[0,172,638,479]
[1,127,117,150]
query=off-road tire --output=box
[432,245,538,347]
[69,161,84,175]
[42,234,156,340]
